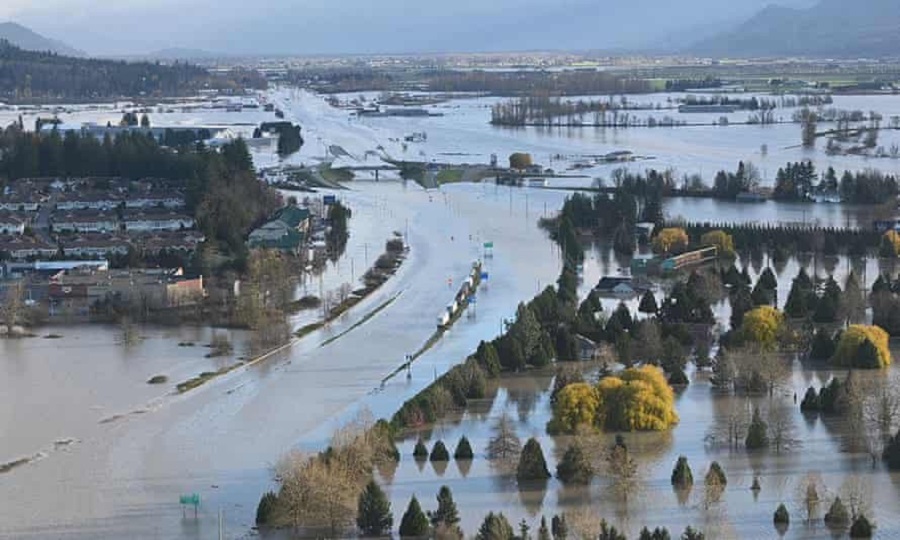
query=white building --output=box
[123,212,195,232]
[0,214,26,235]
[124,193,186,210]
[56,192,121,211]
[52,211,119,233]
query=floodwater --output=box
[387,363,900,540]
[4,85,900,538]
[0,181,564,539]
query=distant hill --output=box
[0,22,83,56]
[691,0,900,57]
[0,41,266,103]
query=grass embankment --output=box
[319,292,403,348]
[436,169,464,184]
[176,363,245,393]
[319,164,354,183]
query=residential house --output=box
[124,191,186,210]
[0,236,58,260]
[61,235,130,258]
[247,205,310,253]
[52,210,119,233]
[123,210,195,232]
[0,193,41,212]
[0,213,26,235]
[56,191,121,211]
[595,276,636,296]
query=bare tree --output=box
[606,441,640,505]
[1,280,26,327]
[839,475,872,520]
[768,404,798,454]
[863,385,900,466]
[487,412,521,472]
[794,472,825,525]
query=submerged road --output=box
[0,182,567,539]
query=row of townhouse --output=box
[1,231,205,261]
[51,210,195,234]
[55,191,186,211]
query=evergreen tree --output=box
[476,512,515,540]
[809,328,836,361]
[681,527,705,540]
[759,267,778,290]
[773,503,790,525]
[670,456,694,488]
[824,497,850,531]
[255,491,278,527]
[430,440,450,462]
[556,444,594,485]
[639,527,672,540]
[476,341,502,377]
[517,437,551,482]
[751,281,773,306]
[638,290,659,315]
[398,496,430,538]
[705,462,727,487]
[598,520,627,540]
[745,407,770,450]
[454,436,474,460]
[849,514,874,538]
[551,514,568,540]
[357,480,393,537]
[413,439,428,459]
[537,516,552,540]
[429,485,460,529]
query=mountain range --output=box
[692,0,900,57]
[0,21,83,56]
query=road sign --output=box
[180,494,201,507]
[323,195,337,205]
[483,242,494,249]
[481,272,489,281]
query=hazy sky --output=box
[1,0,818,55]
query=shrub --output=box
[809,328,836,360]
[741,306,784,350]
[454,436,474,460]
[556,444,594,485]
[398,496,430,538]
[147,374,168,384]
[413,439,428,459]
[849,514,874,538]
[255,491,278,527]
[516,437,551,482]
[705,462,727,487]
[668,366,689,386]
[824,497,850,531]
[551,514,568,540]
[670,456,694,488]
[883,428,900,470]
[773,503,790,524]
[430,440,450,462]
[357,480,392,537]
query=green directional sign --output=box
[483,242,494,249]
[180,494,201,507]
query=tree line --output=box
[0,40,265,102]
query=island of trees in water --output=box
[0,40,266,103]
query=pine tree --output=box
[537,517,551,540]
[517,438,551,482]
[638,290,659,315]
[454,436,474,460]
[398,496,430,538]
[551,514,568,540]
[413,439,428,459]
[357,480,393,537]
[745,407,769,450]
[429,486,460,528]
[476,512,515,540]
[556,444,594,485]
[670,456,694,488]
[430,440,450,462]
[255,491,278,527]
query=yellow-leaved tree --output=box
[832,324,892,369]
[884,230,900,257]
[700,230,735,258]
[652,228,689,255]
[741,306,785,351]
[551,382,600,433]
[550,366,678,433]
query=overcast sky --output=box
[0,0,818,56]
